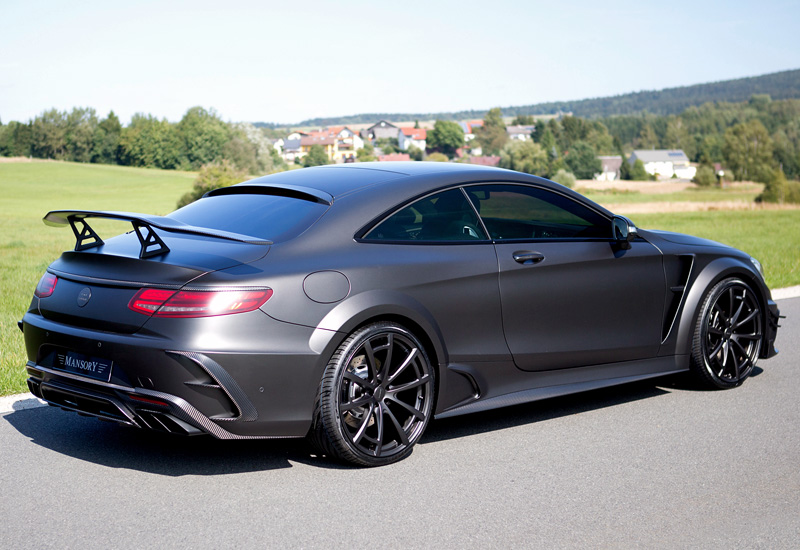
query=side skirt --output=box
[435,356,687,419]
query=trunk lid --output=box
[39,232,269,333]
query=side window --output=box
[466,184,609,240]
[365,188,489,242]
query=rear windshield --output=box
[169,194,328,242]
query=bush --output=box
[427,152,448,162]
[176,160,248,208]
[499,140,547,175]
[756,169,800,204]
[407,145,424,161]
[693,165,717,187]
[357,142,376,162]
[303,144,330,167]
[551,169,576,189]
[629,159,651,181]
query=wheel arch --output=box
[673,256,769,357]
[309,289,447,375]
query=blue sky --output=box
[1,0,798,125]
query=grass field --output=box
[1,161,798,396]
[0,161,195,395]
[580,183,763,205]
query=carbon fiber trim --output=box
[167,351,258,422]
[130,388,288,439]
[27,361,291,440]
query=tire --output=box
[310,322,435,466]
[690,277,763,389]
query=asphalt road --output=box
[2,298,798,549]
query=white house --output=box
[595,156,622,181]
[398,127,427,151]
[629,150,696,180]
[506,125,535,141]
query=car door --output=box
[466,183,666,372]
[361,187,507,365]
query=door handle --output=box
[513,251,545,265]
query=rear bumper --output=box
[21,309,331,438]
[26,363,282,438]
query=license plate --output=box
[53,351,113,382]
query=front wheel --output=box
[310,322,435,466]
[690,278,763,389]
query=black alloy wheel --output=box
[313,322,434,466]
[691,278,763,389]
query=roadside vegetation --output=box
[2,95,799,203]
[0,161,194,396]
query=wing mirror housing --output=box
[612,215,637,250]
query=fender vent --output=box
[662,255,693,341]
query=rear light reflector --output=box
[34,273,58,298]
[128,288,273,318]
[129,394,170,407]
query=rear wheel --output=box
[690,278,763,389]
[310,322,435,466]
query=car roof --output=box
[233,162,614,221]
[241,162,513,199]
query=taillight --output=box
[34,273,58,298]
[128,288,273,318]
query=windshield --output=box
[169,194,328,242]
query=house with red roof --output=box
[398,127,427,151]
[378,153,411,162]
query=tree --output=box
[635,124,659,149]
[664,116,696,160]
[357,142,376,162]
[629,158,650,180]
[560,116,592,147]
[427,152,448,162]
[692,165,717,187]
[407,144,424,161]
[176,106,230,169]
[119,113,182,169]
[498,140,548,175]
[426,120,464,157]
[723,120,774,182]
[177,160,248,208]
[564,141,601,179]
[92,111,122,164]
[65,107,98,163]
[303,144,330,167]
[474,107,508,155]
[511,114,535,125]
[755,168,788,203]
[619,155,632,180]
[0,120,32,157]
[30,109,68,159]
[375,137,399,154]
[551,169,576,188]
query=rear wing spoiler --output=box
[43,210,272,259]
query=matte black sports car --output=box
[21,162,780,466]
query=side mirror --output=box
[612,215,637,250]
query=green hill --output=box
[271,68,800,127]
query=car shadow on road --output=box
[3,370,748,473]
[422,367,764,443]
[2,405,333,475]
[422,375,680,444]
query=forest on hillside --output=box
[291,68,800,127]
